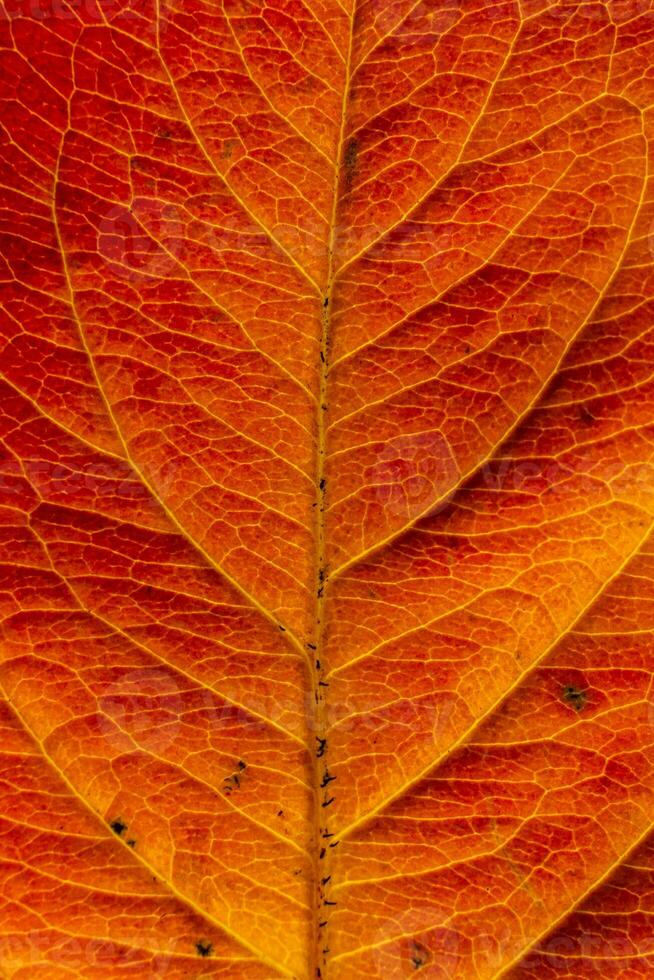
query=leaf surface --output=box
[2,0,654,977]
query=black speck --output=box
[110,819,127,836]
[195,941,213,958]
[410,941,431,970]
[562,685,587,712]
[126,839,136,849]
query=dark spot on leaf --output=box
[126,839,136,848]
[410,941,431,970]
[579,405,595,426]
[110,819,127,836]
[195,941,213,958]
[343,138,359,190]
[562,685,587,712]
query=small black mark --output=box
[410,941,431,970]
[277,809,284,817]
[195,941,213,958]
[307,642,317,650]
[321,770,336,787]
[320,350,326,364]
[322,829,334,839]
[316,659,321,670]
[224,761,246,795]
[323,899,337,907]
[322,796,335,808]
[323,297,329,308]
[223,773,239,794]
[158,128,172,139]
[278,624,286,632]
[319,680,329,688]
[110,819,127,836]
[562,685,587,712]
[126,839,136,849]
[316,737,327,758]
[319,847,326,860]
[319,478,326,492]
[321,875,331,886]
[321,403,328,412]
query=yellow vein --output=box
[334,521,654,842]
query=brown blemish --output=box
[410,941,431,970]
[343,138,359,191]
[562,685,587,712]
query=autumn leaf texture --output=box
[3,0,654,977]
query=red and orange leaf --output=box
[1,0,654,977]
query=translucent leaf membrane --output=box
[1,0,654,977]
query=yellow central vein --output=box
[310,3,356,977]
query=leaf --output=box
[1,0,654,976]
